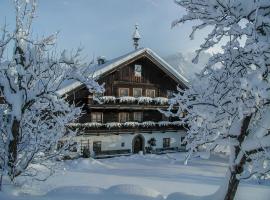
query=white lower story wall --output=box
[74,130,186,156]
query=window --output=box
[163,138,170,148]
[93,141,101,154]
[91,112,103,123]
[134,112,143,122]
[146,89,155,98]
[119,112,129,123]
[133,88,142,97]
[167,90,174,98]
[121,142,125,147]
[134,64,142,77]
[119,88,129,97]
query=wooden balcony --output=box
[88,103,168,110]
[87,96,173,110]
[68,121,185,136]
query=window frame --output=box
[119,88,129,97]
[134,64,142,77]
[119,112,129,123]
[93,141,102,153]
[91,112,103,123]
[163,138,170,148]
[133,112,143,122]
[133,88,142,97]
[146,89,155,98]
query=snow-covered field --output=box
[1,153,269,200]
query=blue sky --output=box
[0,0,208,59]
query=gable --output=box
[57,48,188,96]
[94,50,188,88]
[99,56,181,98]
[99,56,180,92]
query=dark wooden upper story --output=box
[69,55,184,102]
[63,48,188,129]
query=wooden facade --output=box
[64,48,188,157]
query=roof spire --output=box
[132,23,141,50]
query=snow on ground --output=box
[0,153,269,200]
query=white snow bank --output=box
[66,158,112,171]
[1,185,164,200]
[106,184,163,199]
[1,153,269,200]
[47,186,104,196]
[167,192,205,200]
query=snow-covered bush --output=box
[153,97,168,105]
[106,122,122,129]
[141,121,156,127]
[0,0,103,186]
[123,122,140,128]
[137,97,153,104]
[69,122,102,128]
[67,123,82,128]
[170,0,270,199]
[84,122,102,128]
[119,96,136,103]
[158,121,171,127]
[170,121,182,126]
[98,96,116,103]
[68,121,183,129]
[92,96,169,105]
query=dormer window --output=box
[134,64,142,77]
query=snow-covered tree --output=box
[0,0,103,187]
[168,0,270,199]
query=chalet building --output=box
[59,26,189,157]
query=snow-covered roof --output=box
[58,48,189,96]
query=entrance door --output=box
[133,135,144,154]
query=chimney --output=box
[97,56,106,65]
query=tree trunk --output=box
[223,116,251,200]
[8,118,20,181]
[224,170,240,200]
[0,174,2,191]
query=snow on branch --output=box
[170,1,270,197]
[0,0,103,184]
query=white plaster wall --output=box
[75,130,186,154]
[76,134,136,155]
[142,131,186,149]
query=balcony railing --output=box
[68,120,183,129]
[92,96,170,105]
